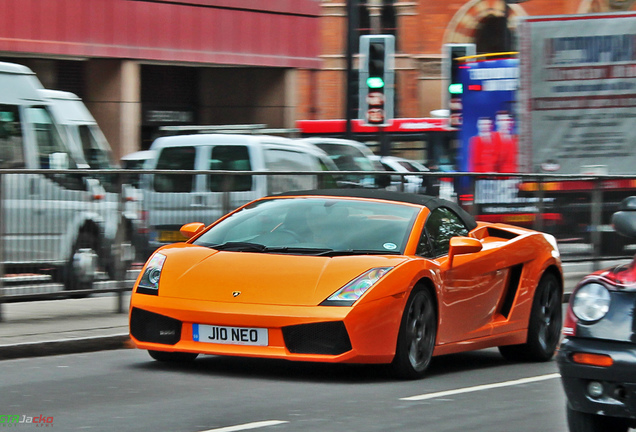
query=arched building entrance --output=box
[443,0,527,53]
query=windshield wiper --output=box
[261,247,334,255]
[316,249,402,257]
[209,242,267,252]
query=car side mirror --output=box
[448,236,483,267]
[180,222,206,239]
[612,196,636,239]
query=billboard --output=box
[518,12,636,174]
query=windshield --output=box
[193,197,419,255]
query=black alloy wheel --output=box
[391,286,437,380]
[499,272,562,361]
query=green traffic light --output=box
[448,83,463,94]
[367,77,385,89]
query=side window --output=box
[153,146,196,192]
[208,145,252,192]
[25,106,77,169]
[417,207,470,257]
[0,105,25,168]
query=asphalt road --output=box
[2,347,569,432]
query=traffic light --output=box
[442,43,475,110]
[359,35,395,126]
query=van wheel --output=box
[64,231,98,291]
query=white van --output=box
[0,61,123,289]
[142,133,336,256]
[38,88,143,271]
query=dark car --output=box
[557,196,636,432]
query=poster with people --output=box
[457,56,519,174]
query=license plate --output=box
[193,324,268,346]
[158,230,184,242]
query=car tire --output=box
[391,286,437,380]
[148,350,199,363]
[499,272,562,362]
[63,231,99,291]
[566,405,629,432]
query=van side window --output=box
[154,146,196,192]
[25,106,77,169]
[208,145,252,192]
[0,105,25,168]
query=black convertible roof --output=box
[274,189,478,231]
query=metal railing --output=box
[1,168,634,314]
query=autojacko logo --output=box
[0,414,54,427]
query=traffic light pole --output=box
[345,0,358,140]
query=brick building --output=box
[0,0,634,159]
[297,0,636,123]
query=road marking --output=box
[199,420,289,432]
[400,372,561,401]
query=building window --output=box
[357,1,397,49]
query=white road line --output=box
[400,372,561,401]
[199,420,289,432]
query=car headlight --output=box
[321,267,393,306]
[572,282,610,322]
[137,253,166,294]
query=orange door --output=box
[436,248,509,344]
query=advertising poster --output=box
[518,13,636,174]
[458,57,519,174]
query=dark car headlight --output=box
[321,267,393,306]
[572,282,610,322]
[137,253,166,295]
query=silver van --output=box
[142,133,336,256]
[38,88,143,271]
[0,61,122,290]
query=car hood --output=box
[154,244,407,306]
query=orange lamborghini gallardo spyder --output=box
[129,189,563,379]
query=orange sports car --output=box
[129,189,563,379]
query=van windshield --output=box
[79,125,114,169]
[0,105,25,168]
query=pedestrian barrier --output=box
[0,168,634,317]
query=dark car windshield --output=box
[193,197,419,254]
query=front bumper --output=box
[128,292,405,364]
[557,337,636,419]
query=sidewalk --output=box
[0,259,626,360]
[0,294,131,360]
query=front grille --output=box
[282,321,352,355]
[130,307,182,345]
